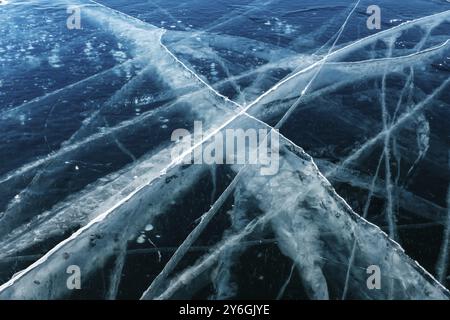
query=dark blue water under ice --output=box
[0,0,449,300]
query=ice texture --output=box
[0,0,449,300]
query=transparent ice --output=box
[0,0,449,299]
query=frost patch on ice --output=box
[0,0,449,301]
[48,46,62,68]
[111,50,127,62]
[270,18,296,35]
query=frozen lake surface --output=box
[0,0,449,299]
